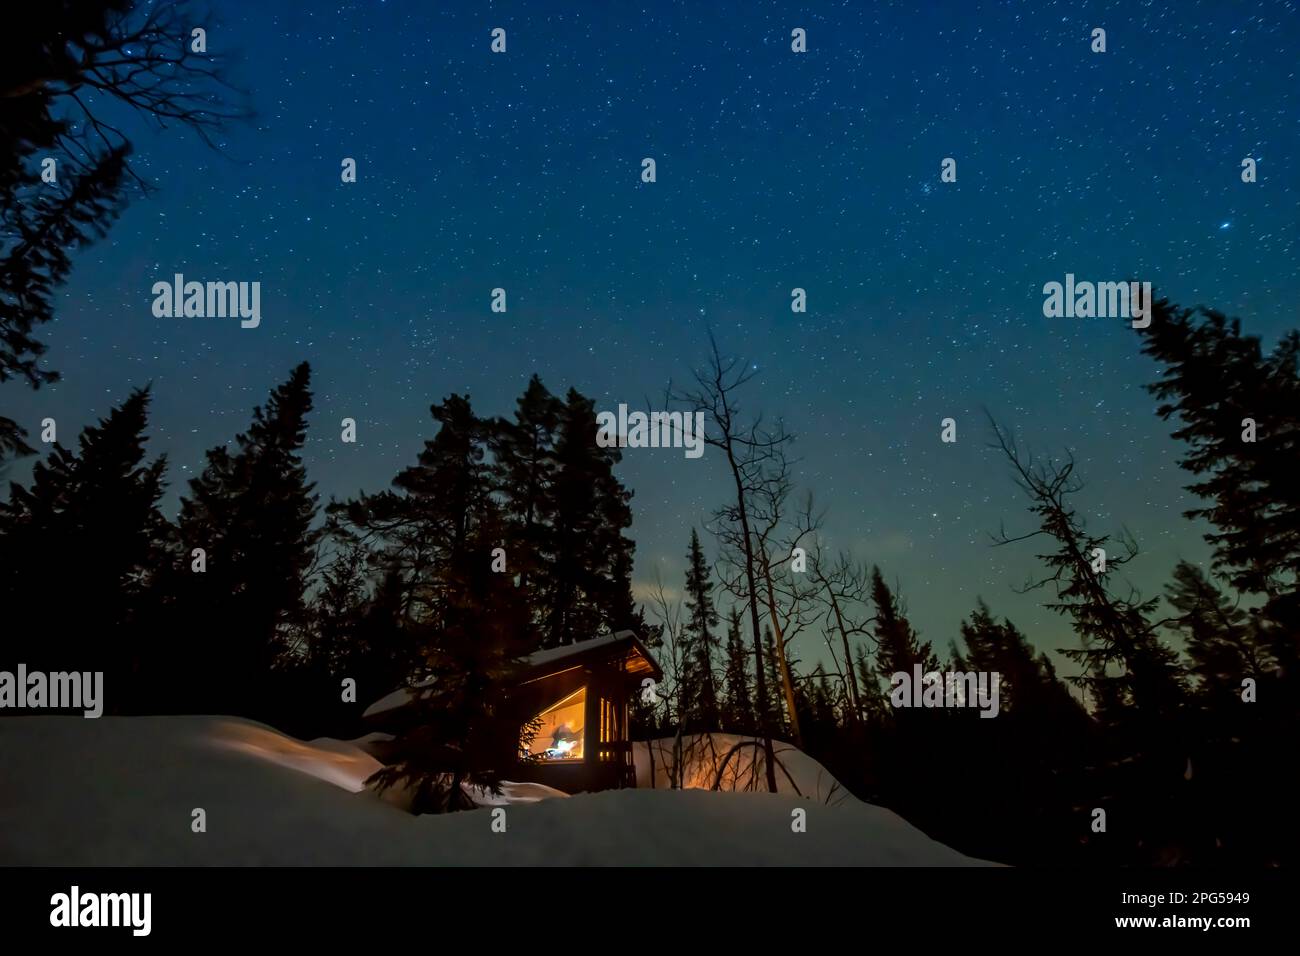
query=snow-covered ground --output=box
[635,733,855,806]
[0,717,993,865]
[205,719,569,807]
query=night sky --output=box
[6,0,1299,667]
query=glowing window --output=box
[527,687,585,761]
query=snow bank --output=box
[207,719,384,792]
[635,734,854,806]
[466,780,570,806]
[203,719,568,808]
[0,717,993,865]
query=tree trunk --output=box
[826,585,862,724]
[724,443,779,792]
[760,560,803,746]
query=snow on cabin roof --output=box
[362,630,657,720]
[519,630,628,672]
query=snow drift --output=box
[206,719,568,808]
[635,733,854,806]
[0,716,993,866]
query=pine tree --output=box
[680,528,721,729]
[177,363,318,714]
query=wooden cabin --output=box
[363,630,662,794]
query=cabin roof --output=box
[518,629,661,681]
[362,630,662,720]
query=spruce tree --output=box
[956,599,1078,717]
[307,540,369,675]
[1161,562,1296,864]
[852,646,890,724]
[990,421,1198,862]
[367,533,537,813]
[1164,561,1275,706]
[869,567,938,679]
[538,388,639,646]
[0,387,169,694]
[942,601,1091,865]
[0,146,129,458]
[489,375,562,619]
[392,393,493,579]
[801,665,838,731]
[177,362,318,714]
[1136,301,1300,687]
[680,528,721,728]
[681,528,722,728]
[722,605,753,730]
[350,567,420,703]
[333,392,494,635]
[988,423,1187,726]
[1137,303,1300,622]
[952,600,1089,745]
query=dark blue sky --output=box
[7,0,1298,667]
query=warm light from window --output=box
[526,687,585,761]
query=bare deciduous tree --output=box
[743,459,819,746]
[1,0,249,457]
[645,568,686,788]
[808,545,875,723]
[4,1,250,188]
[672,334,784,791]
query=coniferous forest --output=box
[1,0,1298,896]
[3,312,1297,866]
